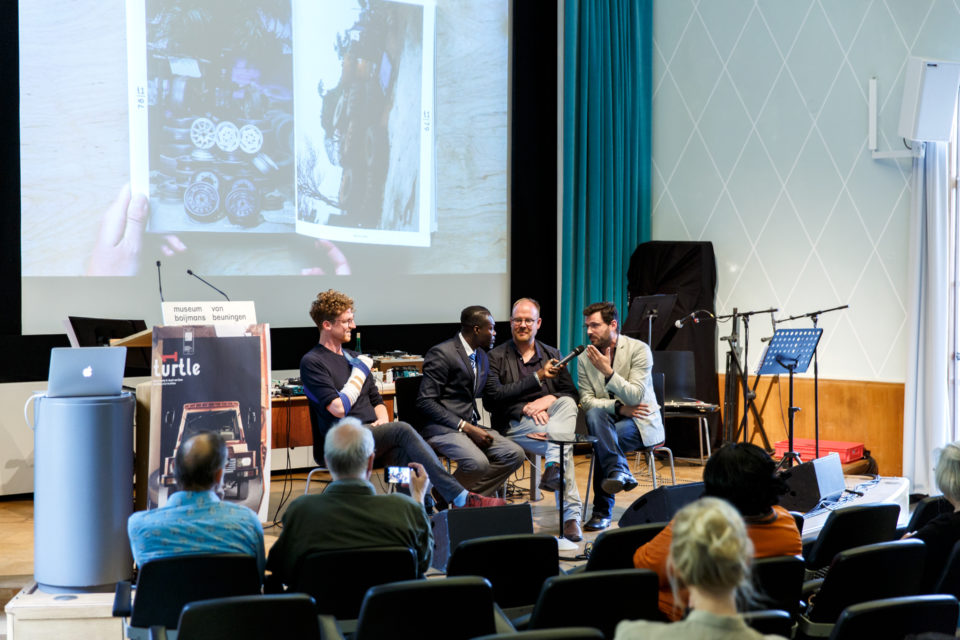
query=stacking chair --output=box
[581,522,667,572]
[796,539,926,639]
[748,555,805,619]
[393,374,458,475]
[583,374,676,519]
[802,503,900,572]
[653,350,717,464]
[472,629,604,640]
[304,404,332,495]
[318,576,507,640]
[895,494,952,537]
[174,594,320,640]
[446,534,558,615]
[827,594,959,640]
[741,610,794,637]
[290,546,419,619]
[112,554,261,640]
[519,569,660,638]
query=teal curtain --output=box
[560,0,653,352]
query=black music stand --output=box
[757,328,822,468]
[623,294,677,347]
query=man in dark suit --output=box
[484,298,583,541]
[417,306,526,497]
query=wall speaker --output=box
[898,57,960,142]
[431,503,533,571]
[618,482,704,527]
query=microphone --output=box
[156,260,165,303]
[186,269,230,301]
[674,311,699,328]
[555,345,586,368]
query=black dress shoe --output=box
[539,463,563,492]
[601,471,637,495]
[584,514,611,531]
[622,475,639,492]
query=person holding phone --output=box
[266,418,433,587]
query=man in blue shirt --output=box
[127,431,265,576]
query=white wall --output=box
[652,0,960,382]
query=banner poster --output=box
[148,324,271,521]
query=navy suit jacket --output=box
[416,335,488,439]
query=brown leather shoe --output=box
[563,518,583,542]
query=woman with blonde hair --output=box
[616,497,786,639]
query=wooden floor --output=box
[0,453,706,632]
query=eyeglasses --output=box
[511,318,536,326]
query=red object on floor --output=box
[773,438,865,464]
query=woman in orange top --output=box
[633,442,803,620]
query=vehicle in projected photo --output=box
[160,401,259,501]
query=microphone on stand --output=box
[156,260,165,303]
[186,269,231,301]
[555,345,586,368]
[674,311,699,329]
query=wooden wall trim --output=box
[717,374,905,476]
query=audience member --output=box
[905,441,960,590]
[266,418,433,586]
[616,497,787,640]
[301,289,491,509]
[633,443,801,620]
[416,305,525,500]
[484,297,583,540]
[127,431,265,576]
[578,301,664,531]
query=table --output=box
[270,387,395,449]
[546,433,597,552]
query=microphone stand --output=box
[774,304,848,459]
[643,308,658,347]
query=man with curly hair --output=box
[301,289,503,509]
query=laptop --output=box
[46,347,127,397]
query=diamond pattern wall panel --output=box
[652,0,960,382]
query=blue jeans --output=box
[585,407,649,517]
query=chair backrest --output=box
[177,594,320,640]
[828,594,959,640]
[908,495,953,532]
[528,569,659,638]
[807,539,927,623]
[354,576,497,640]
[446,534,559,609]
[472,629,605,640]
[741,610,793,637]
[291,546,419,618]
[805,503,900,569]
[393,375,426,429]
[748,555,805,618]
[130,554,261,630]
[652,350,697,401]
[933,540,960,597]
[584,522,667,571]
[652,372,665,424]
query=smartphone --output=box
[385,465,411,484]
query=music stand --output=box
[757,328,822,468]
[623,294,677,346]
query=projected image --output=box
[294,0,434,247]
[132,0,295,233]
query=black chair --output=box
[472,629,604,640]
[797,539,927,638]
[394,374,457,475]
[319,576,507,640]
[446,534,559,612]
[521,569,660,639]
[175,594,320,640]
[896,495,952,537]
[803,503,900,571]
[653,350,717,463]
[827,594,959,640]
[741,609,793,637]
[581,522,666,572]
[749,555,805,619]
[290,546,419,618]
[112,554,261,639]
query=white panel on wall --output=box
[652,0,960,383]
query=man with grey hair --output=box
[265,417,433,586]
[127,431,265,575]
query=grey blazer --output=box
[577,333,665,446]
